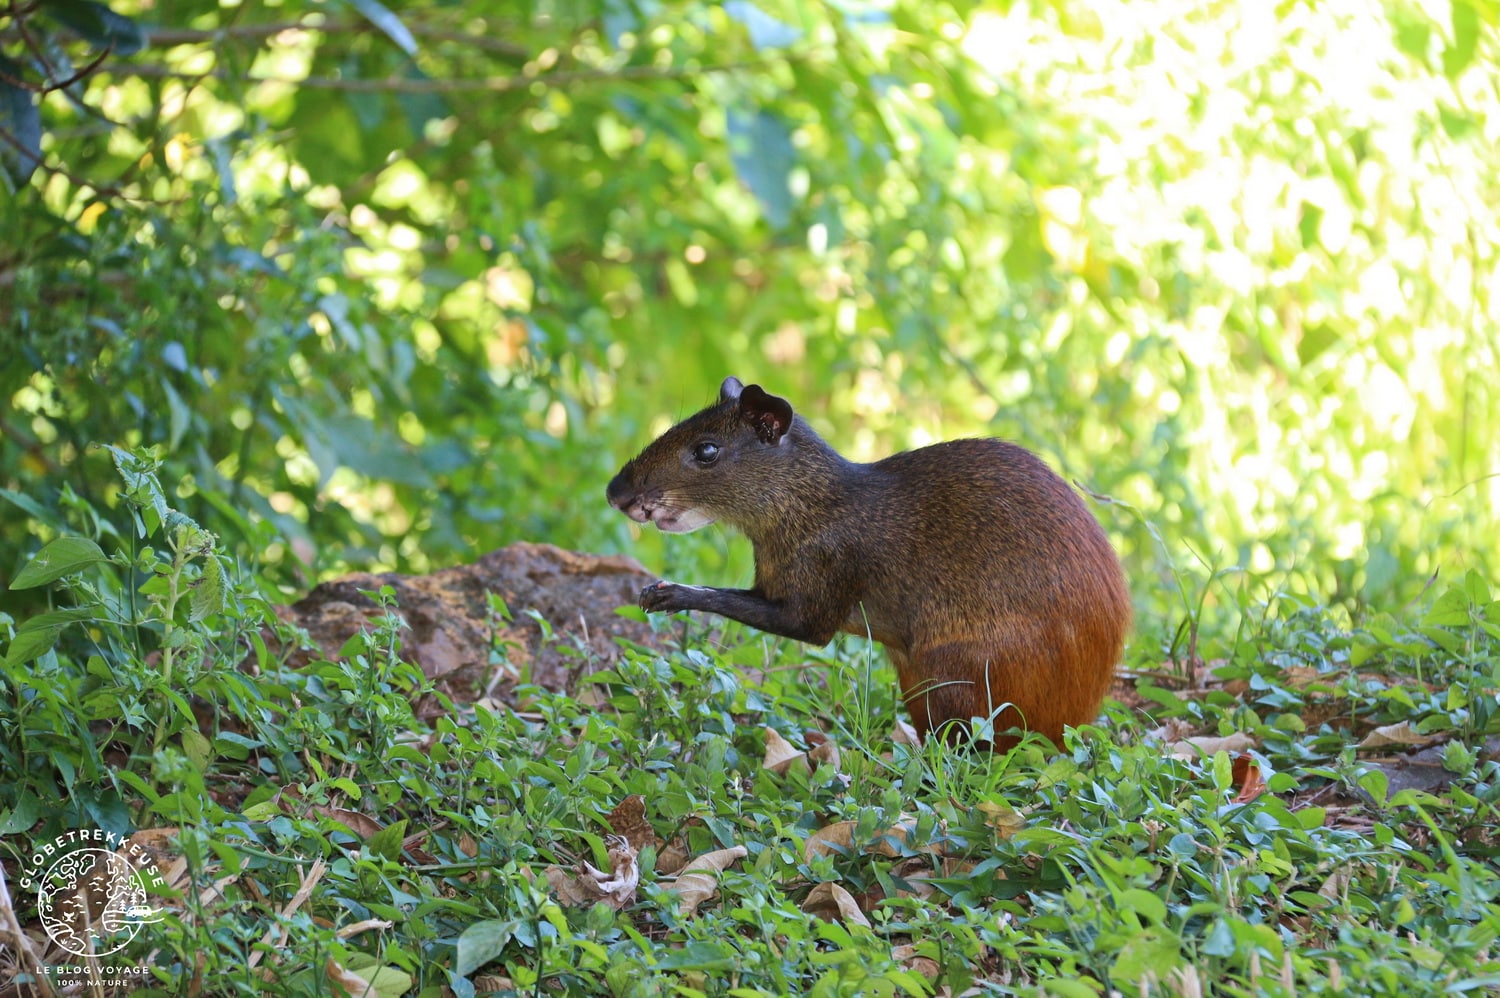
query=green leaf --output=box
[4,607,95,665]
[1389,5,1433,63]
[0,55,42,187]
[0,793,42,835]
[1120,888,1168,925]
[105,445,171,535]
[341,0,418,56]
[0,487,55,524]
[1424,586,1471,627]
[369,818,409,861]
[455,919,517,976]
[1444,0,1480,78]
[724,1,802,50]
[1358,767,1389,808]
[181,728,213,770]
[727,109,797,230]
[189,554,226,622]
[11,536,107,589]
[1108,927,1183,988]
[41,0,146,55]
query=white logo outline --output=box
[19,829,168,958]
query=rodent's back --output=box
[834,439,1129,652]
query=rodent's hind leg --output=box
[898,639,1045,752]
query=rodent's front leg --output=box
[639,581,842,645]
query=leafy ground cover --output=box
[2,454,1497,996]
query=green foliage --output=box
[2,0,1498,648]
[3,464,1498,991]
[4,0,1500,991]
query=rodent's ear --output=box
[739,385,794,445]
[720,376,744,402]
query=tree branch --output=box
[116,58,782,94]
[144,20,531,61]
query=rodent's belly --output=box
[840,606,907,650]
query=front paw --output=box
[639,580,677,612]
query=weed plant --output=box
[1,451,1498,995]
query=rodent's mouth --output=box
[653,508,715,533]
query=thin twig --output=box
[145,20,530,60]
[0,861,58,998]
[116,58,784,94]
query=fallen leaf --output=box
[315,807,384,840]
[607,795,659,853]
[974,801,1025,839]
[1231,754,1267,803]
[1282,665,1327,689]
[894,856,978,902]
[1358,721,1437,749]
[763,727,807,774]
[891,719,921,747]
[1318,865,1352,900]
[1170,732,1257,760]
[803,815,940,863]
[803,820,857,863]
[656,835,692,876]
[544,839,639,909]
[326,958,374,997]
[802,881,871,927]
[1143,719,1194,745]
[890,943,942,979]
[671,845,748,916]
[807,738,841,770]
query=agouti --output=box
[606,377,1131,749]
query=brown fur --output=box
[607,378,1131,750]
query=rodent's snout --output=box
[606,470,637,511]
[607,471,650,522]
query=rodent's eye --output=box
[692,441,721,466]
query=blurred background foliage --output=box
[2,0,1497,652]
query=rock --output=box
[270,542,660,711]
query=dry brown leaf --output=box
[656,836,692,876]
[763,726,807,774]
[802,881,870,927]
[544,839,639,909]
[314,807,384,840]
[1231,753,1267,803]
[607,795,660,853]
[337,919,395,940]
[894,856,978,901]
[803,820,858,862]
[325,958,374,997]
[803,815,940,864]
[1220,678,1251,697]
[1358,721,1436,749]
[974,801,1025,839]
[1143,718,1194,744]
[891,943,942,979]
[1170,732,1257,759]
[671,845,748,916]
[1318,865,1352,900]
[1283,665,1326,689]
[807,738,841,770]
[891,719,922,747]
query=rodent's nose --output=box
[606,472,631,511]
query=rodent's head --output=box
[607,376,795,533]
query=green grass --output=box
[2,454,1499,997]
